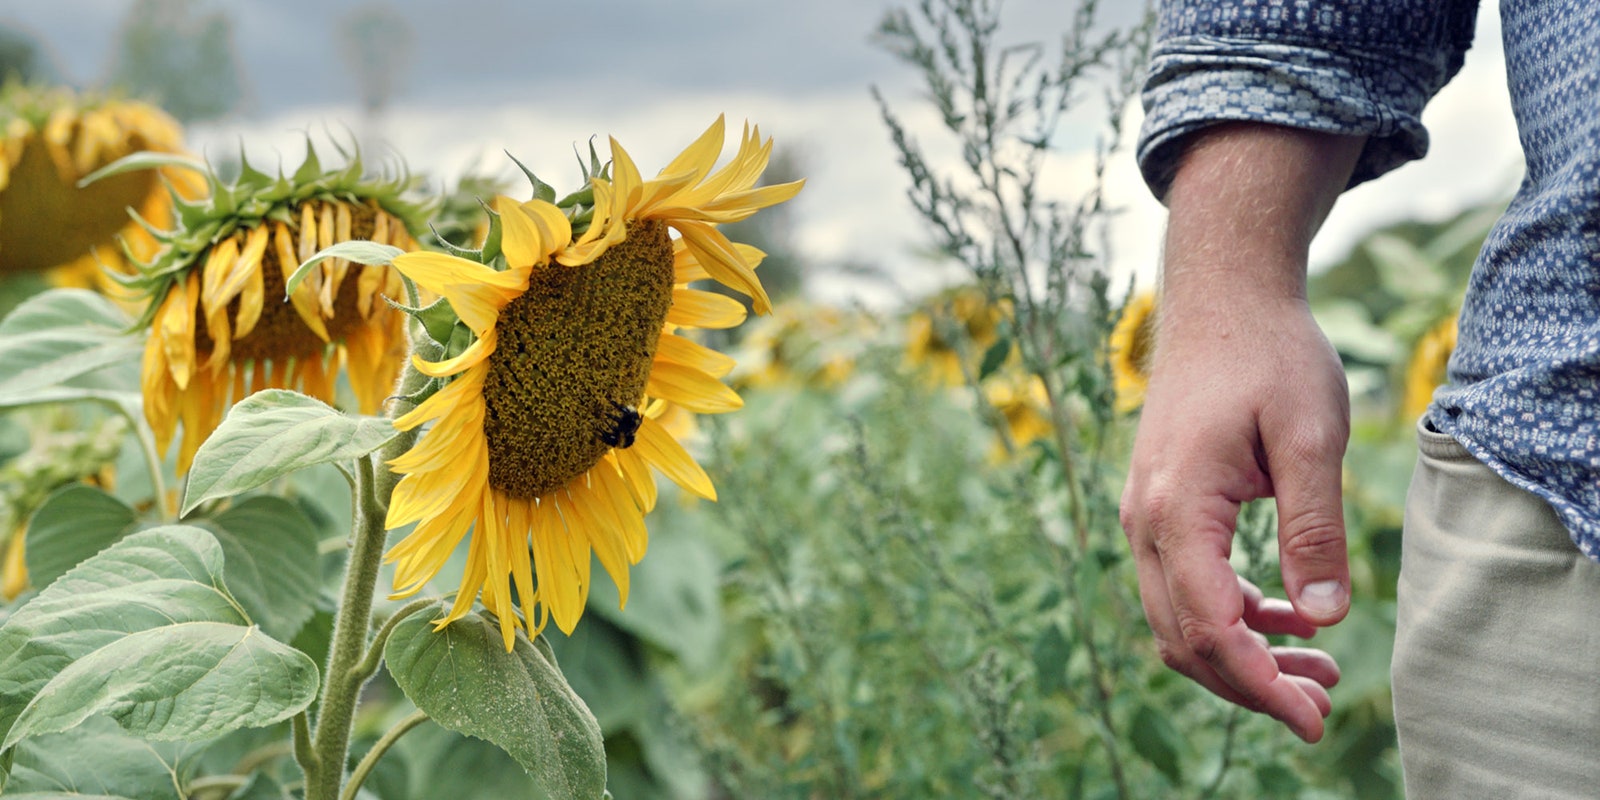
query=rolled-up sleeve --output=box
[1137,0,1481,201]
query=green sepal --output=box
[479,203,504,265]
[74,151,206,189]
[391,295,462,350]
[505,151,557,204]
[428,223,481,260]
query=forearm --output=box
[1160,122,1367,313]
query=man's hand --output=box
[1120,122,1366,743]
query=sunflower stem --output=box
[340,709,429,800]
[303,358,426,800]
[306,453,386,800]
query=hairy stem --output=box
[303,360,425,799]
[305,453,385,800]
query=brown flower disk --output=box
[483,219,675,497]
[0,134,158,273]
[193,199,394,362]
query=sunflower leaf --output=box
[286,241,405,297]
[24,485,143,590]
[3,621,318,748]
[385,605,607,800]
[182,390,399,515]
[75,151,206,189]
[191,496,321,643]
[3,718,179,799]
[0,527,250,750]
[0,290,142,409]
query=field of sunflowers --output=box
[0,2,1491,799]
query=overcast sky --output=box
[4,1,1522,306]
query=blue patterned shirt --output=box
[1137,0,1600,560]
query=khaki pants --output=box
[1392,421,1600,799]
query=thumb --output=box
[1267,426,1351,627]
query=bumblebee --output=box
[600,400,644,449]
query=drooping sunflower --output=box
[905,286,1012,386]
[0,83,204,297]
[117,145,427,472]
[1109,290,1157,413]
[1401,311,1458,420]
[380,116,803,649]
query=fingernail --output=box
[1299,581,1346,617]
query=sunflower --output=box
[1109,290,1157,413]
[1401,311,1457,420]
[118,145,427,472]
[0,83,203,297]
[983,371,1053,454]
[379,116,803,649]
[732,302,868,390]
[905,286,1011,386]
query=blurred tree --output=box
[0,25,63,84]
[104,0,247,123]
[338,2,412,120]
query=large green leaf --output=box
[0,527,247,744]
[4,717,183,800]
[182,390,397,515]
[195,496,321,643]
[0,289,142,407]
[24,484,143,589]
[4,621,318,747]
[385,605,607,800]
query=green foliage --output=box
[0,289,142,409]
[383,603,608,799]
[0,528,315,757]
[8,620,318,746]
[182,390,399,515]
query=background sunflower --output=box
[116,144,427,471]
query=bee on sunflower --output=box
[0,83,204,297]
[88,143,428,472]
[331,116,802,650]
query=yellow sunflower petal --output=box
[657,115,725,187]
[493,196,568,267]
[673,220,771,315]
[646,361,742,413]
[391,252,527,333]
[633,416,716,501]
[590,460,648,562]
[656,332,736,378]
[611,448,658,514]
[562,480,631,609]
[278,223,331,341]
[233,228,270,338]
[412,327,496,378]
[533,497,586,634]
[674,239,765,284]
[157,273,200,389]
[667,288,748,329]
